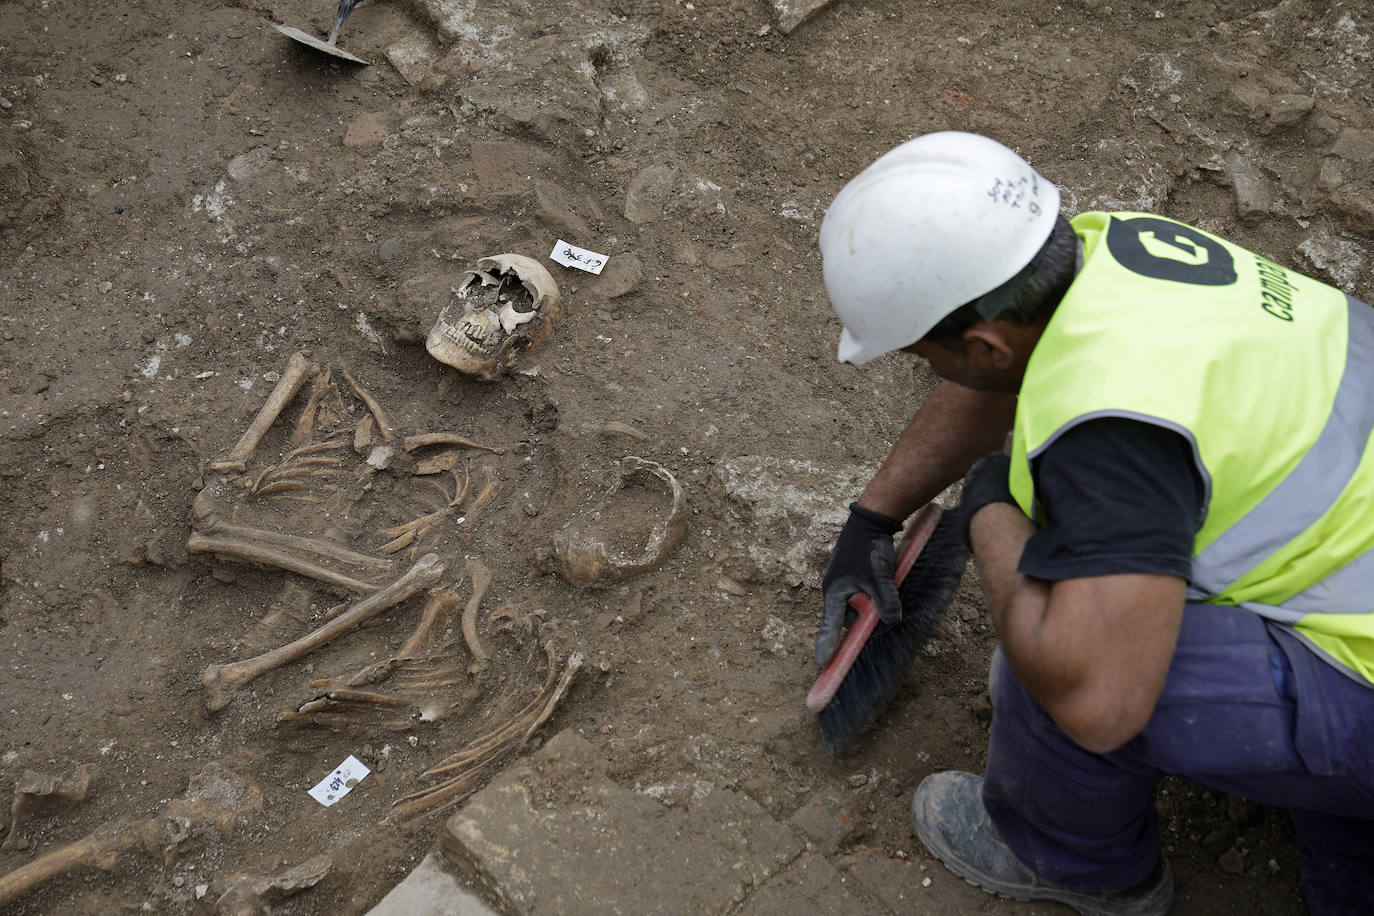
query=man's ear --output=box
[960,323,1016,370]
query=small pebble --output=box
[922,877,932,887]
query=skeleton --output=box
[191,349,584,830]
[425,254,563,381]
[0,764,262,908]
[192,351,511,707]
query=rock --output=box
[365,853,497,916]
[772,0,839,34]
[214,855,332,916]
[625,164,678,223]
[68,492,98,538]
[1321,129,1374,236]
[1226,795,1261,826]
[470,139,549,198]
[1219,846,1246,875]
[761,616,789,655]
[534,179,593,239]
[385,36,436,86]
[715,455,876,588]
[1223,151,1273,222]
[788,790,866,854]
[226,147,274,182]
[1297,230,1370,292]
[1229,82,1313,134]
[344,113,388,149]
[439,730,802,914]
[1202,825,1235,857]
[590,254,643,299]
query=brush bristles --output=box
[818,511,969,755]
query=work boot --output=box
[911,771,1173,916]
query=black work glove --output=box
[958,453,1016,551]
[816,503,904,665]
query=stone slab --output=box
[366,853,498,916]
[738,852,875,916]
[439,730,803,915]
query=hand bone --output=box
[202,554,444,711]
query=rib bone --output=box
[342,370,395,442]
[211,352,317,473]
[202,554,444,711]
[403,432,505,455]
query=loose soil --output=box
[1,0,1369,912]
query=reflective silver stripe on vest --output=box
[1274,541,1374,614]
[1191,296,1374,605]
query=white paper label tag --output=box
[308,755,371,807]
[550,240,608,275]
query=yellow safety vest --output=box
[1010,211,1374,684]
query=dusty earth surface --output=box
[1,0,1371,912]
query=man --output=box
[816,131,1374,915]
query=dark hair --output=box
[924,214,1078,345]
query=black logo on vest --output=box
[1105,217,1238,286]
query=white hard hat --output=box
[820,131,1060,364]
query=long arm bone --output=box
[211,352,318,473]
[187,532,379,594]
[202,554,444,711]
[192,503,392,572]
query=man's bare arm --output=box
[970,503,1186,753]
[858,381,1016,522]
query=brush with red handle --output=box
[807,502,969,754]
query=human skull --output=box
[426,254,563,381]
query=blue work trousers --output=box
[982,602,1374,914]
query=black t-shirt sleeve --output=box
[1017,417,1204,582]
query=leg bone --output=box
[0,764,260,908]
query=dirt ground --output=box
[1,0,1370,912]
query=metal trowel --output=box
[274,0,370,65]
